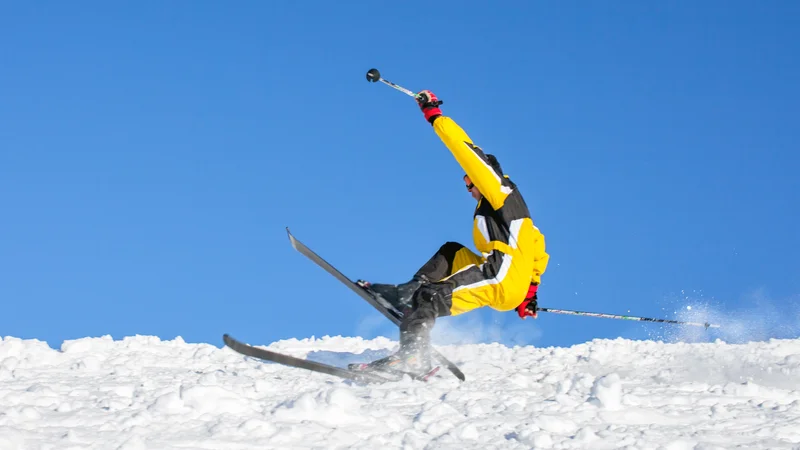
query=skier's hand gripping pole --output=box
[516,283,539,320]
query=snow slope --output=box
[1,334,799,449]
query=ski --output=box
[286,227,466,382]
[349,362,441,382]
[223,334,395,384]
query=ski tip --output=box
[286,227,299,247]
[222,334,236,347]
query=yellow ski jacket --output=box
[431,115,550,310]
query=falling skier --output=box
[355,89,550,377]
[222,74,716,385]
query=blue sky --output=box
[2,2,798,352]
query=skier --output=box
[356,89,550,377]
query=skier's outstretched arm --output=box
[433,115,513,210]
[416,90,513,210]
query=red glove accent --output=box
[416,90,442,123]
[516,283,539,319]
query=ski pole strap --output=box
[536,307,720,329]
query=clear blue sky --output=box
[2,2,798,351]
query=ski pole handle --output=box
[366,68,418,98]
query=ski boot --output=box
[356,274,430,315]
[348,328,439,381]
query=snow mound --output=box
[0,334,798,449]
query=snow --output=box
[1,334,799,449]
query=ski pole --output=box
[365,68,419,99]
[537,307,720,329]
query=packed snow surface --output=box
[1,334,799,449]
